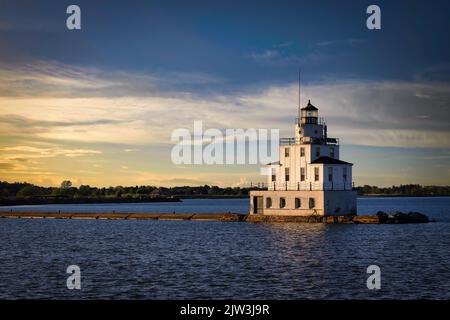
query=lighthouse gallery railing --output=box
[253,182,354,191]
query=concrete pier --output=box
[0,211,247,221]
[0,211,430,224]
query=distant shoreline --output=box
[0,195,246,206]
[179,194,450,199]
[2,181,449,206]
[178,195,248,199]
[1,194,449,207]
[358,194,450,198]
[0,196,181,206]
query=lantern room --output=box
[300,100,318,124]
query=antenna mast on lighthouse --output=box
[298,68,301,123]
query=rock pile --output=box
[376,211,432,224]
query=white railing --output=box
[279,137,339,146]
[266,182,353,191]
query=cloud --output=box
[275,41,294,48]
[251,49,281,61]
[0,61,449,149]
[113,169,259,187]
[250,49,326,66]
[0,60,224,98]
[0,155,55,176]
[164,178,210,185]
[414,64,450,82]
[0,145,101,159]
[0,144,102,183]
[0,114,128,130]
[1,59,450,187]
[0,162,16,170]
[315,39,364,47]
[232,177,251,188]
[250,38,363,67]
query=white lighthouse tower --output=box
[250,100,357,216]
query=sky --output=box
[0,0,449,187]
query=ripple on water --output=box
[0,197,449,299]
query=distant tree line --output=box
[0,180,251,198]
[0,181,449,205]
[354,184,450,196]
[0,181,252,205]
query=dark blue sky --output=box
[2,0,450,91]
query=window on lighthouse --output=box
[285,148,290,157]
[300,147,305,157]
[314,167,319,181]
[300,167,305,181]
[266,197,272,208]
[285,168,290,182]
[280,198,286,208]
[295,198,301,208]
[309,198,316,209]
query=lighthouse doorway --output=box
[253,196,264,214]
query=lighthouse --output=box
[250,100,357,216]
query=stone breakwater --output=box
[0,212,246,221]
[0,211,432,224]
[247,211,432,223]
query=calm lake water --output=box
[0,197,449,299]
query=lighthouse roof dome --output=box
[311,156,353,165]
[301,99,318,111]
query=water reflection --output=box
[0,197,449,299]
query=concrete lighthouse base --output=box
[249,190,357,216]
